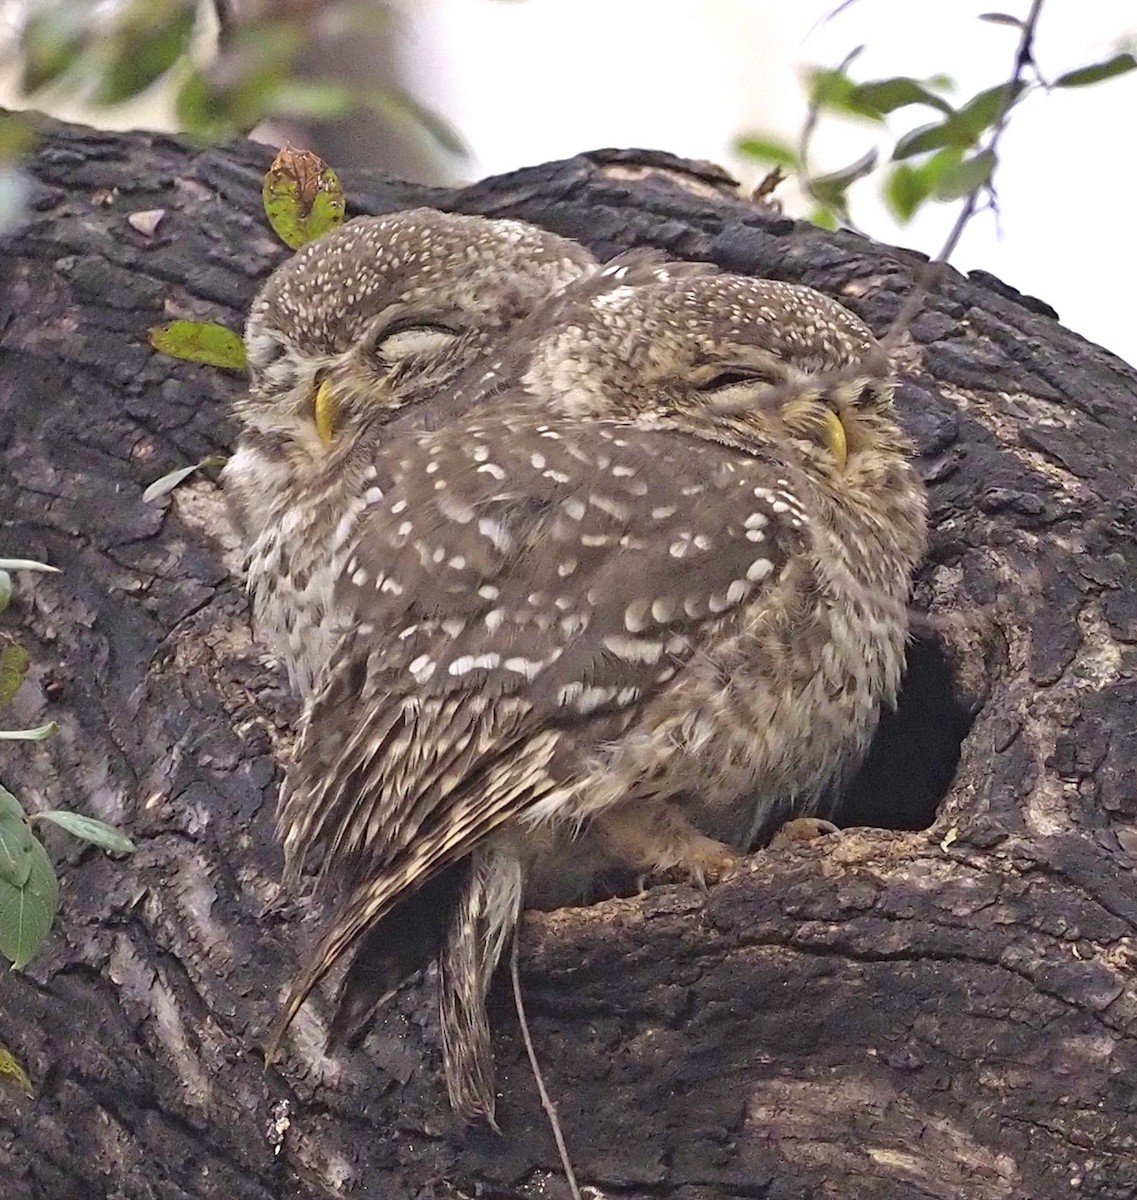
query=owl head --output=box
[235,208,596,452]
[518,266,897,477]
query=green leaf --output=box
[1053,53,1137,89]
[92,0,197,106]
[0,559,59,573]
[735,136,799,168]
[33,811,136,855]
[0,722,58,742]
[0,573,9,615]
[19,3,90,94]
[0,1040,32,1097]
[142,455,228,503]
[148,321,247,370]
[809,149,878,208]
[884,163,934,223]
[808,61,883,121]
[0,644,30,709]
[265,79,358,121]
[175,21,304,140]
[262,145,347,249]
[809,207,839,231]
[0,115,37,165]
[0,786,34,889]
[892,119,973,160]
[847,77,955,118]
[931,149,997,201]
[955,82,1025,139]
[0,828,58,969]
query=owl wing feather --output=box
[268,402,811,1055]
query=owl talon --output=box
[768,817,840,849]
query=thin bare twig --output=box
[880,0,1046,351]
[509,933,583,1200]
[702,0,1049,428]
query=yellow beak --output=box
[821,409,848,471]
[314,378,338,444]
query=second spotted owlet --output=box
[223,207,597,696]
[256,261,928,1123]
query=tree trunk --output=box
[2,115,1136,1200]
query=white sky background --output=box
[401,0,1137,366]
[1,1,1132,364]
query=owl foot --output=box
[768,817,839,849]
[634,835,739,894]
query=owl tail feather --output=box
[440,846,524,1128]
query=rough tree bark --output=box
[1,116,1136,1200]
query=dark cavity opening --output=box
[837,631,973,832]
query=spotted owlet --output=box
[222,207,597,696]
[250,257,928,1124]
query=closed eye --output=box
[370,321,461,362]
[697,368,777,391]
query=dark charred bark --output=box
[1,115,1136,1200]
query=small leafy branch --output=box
[17,0,462,152]
[0,559,138,1084]
[0,559,134,975]
[737,2,1136,230]
[144,144,347,500]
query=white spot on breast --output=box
[484,608,505,632]
[478,584,499,600]
[557,558,577,577]
[351,567,368,586]
[602,634,663,663]
[544,469,570,484]
[625,600,652,632]
[409,654,436,682]
[441,617,466,638]
[478,463,506,480]
[477,517,512,552]
[530,453,546,470]
[563,499,586,521]
[391,499,408,514]
[381,577,404,595]
[504,656,544,680]
[449,653,500,676]
[651,598,678,623]
[589,494,630,521]
[364,487,383,504]
[746,558,774,581]
[651,505,677,521]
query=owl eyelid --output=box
[696,368,776,392]
[365,316,462,361]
